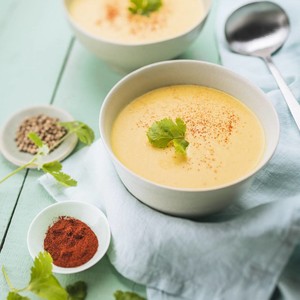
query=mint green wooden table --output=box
[0,0,219,298]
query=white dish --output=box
[99,60,280,217]
[27,201,111,274]
[63,0,212,72]
[0,105,78,167]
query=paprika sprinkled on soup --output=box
[111,85,265,188]
[67,0,204,43]
[44,216,98,268]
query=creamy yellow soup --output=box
[111,85,265,189]
[68,0,204,43]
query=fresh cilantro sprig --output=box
[0,132,76,187]
[128,0,162,16]
[42,161,77,187]
[2,251,145,300]
[66,281,87,300]
[2,252,87,300]
[0,121,95,186]
[114,290,146,300]
[147,118,189,155]
[58,121,94,146]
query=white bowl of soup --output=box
[63,0,211,72]
[99,60,279,217]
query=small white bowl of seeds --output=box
[0,105,78,167]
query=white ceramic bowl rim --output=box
[27,200,111,274]
[100,59,280,193]
[0,104,78,167]
[63,0,212,46]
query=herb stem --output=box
[0,156,37,184]
[50,122,85,151]
[0,121,93,186]
[50,131,72,150]
[2,266,14,291]
[1,265,27,293]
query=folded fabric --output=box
[40,137,300,300]
[215,1,300,299]
[40,0,300,299]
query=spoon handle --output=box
[263,56,300,131]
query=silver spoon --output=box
[225,1,300,130]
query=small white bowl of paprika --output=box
[27,201,111,274]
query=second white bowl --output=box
[99,60,280,217]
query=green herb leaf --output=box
[128,0,162,16]
[147,118,189,155]
[1,118,94,186]
[3,252,89,300]
[27,133,76,185]
[114,290,146,300]
[7,292,30,300]
[59,121,95,146]
[27,132,49,168]
[27,132,43,148]
[28,252,68,300]
[66,281,88,300]
[27,131,50,157]
[42,161,77,187]
[173,138,189,155]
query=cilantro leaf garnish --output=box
[28,252,68,300]
[28,132,50,163]
[2,252,69,300]
[2,252,145,300]
[114,290,146,300]
[28,133,77,186]
[42,161,77,187]
[173,138,190,155]
[0,120,95,186]
[27,132,43,148]
[147,118,189,155]
[7,292,30,300]
[128,0,162,16]
[66,281,88,300]
[59,121,95,146]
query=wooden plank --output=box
[0,173,143,298]
[0,0,144,297]
[0,0,219,299]
[0,0,72,242]
[50,43,124,138]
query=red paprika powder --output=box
[44,216,98,268]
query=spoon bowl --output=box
[225,1,290,57]
[225,1,300,131]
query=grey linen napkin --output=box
[40,0,300,299]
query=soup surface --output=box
[111,85,265,189]
[68,0,204,43]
